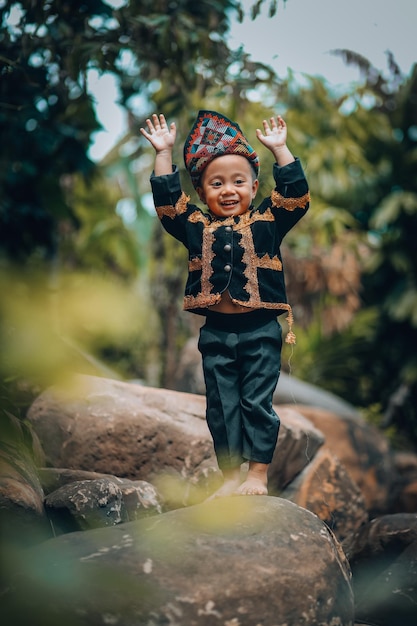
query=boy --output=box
[140,110,309,497]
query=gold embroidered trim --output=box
[230,300,296,344]
[258,253,282,271]
[188,211,210,225]
[271,190,310,211]
[156,204,176,220]
[234,208,275,231]
[200,226,215,298]
[188,256,202,272]
[239,226,261,302]
[184,294,220,309]
[155,192,190,220]
[176,192,190,214]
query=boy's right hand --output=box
[140,113,176,153]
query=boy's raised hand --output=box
[140,113,176,153]
[256,115,294,166]
[255,115,287,150]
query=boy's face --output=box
[197,154,259,218]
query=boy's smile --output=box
[197,154,259,218]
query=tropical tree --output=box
[0,0,282,390]
[0,0,246,267]
[272,55,417,447]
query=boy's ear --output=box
[196,187,206,204]
[252,179,259,198]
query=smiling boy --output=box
[140,110,310,497]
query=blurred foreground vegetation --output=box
[1,0,417,449]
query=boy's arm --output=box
[255,115,294,166]
[140,113,176,175]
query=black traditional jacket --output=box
[150,158,310,342]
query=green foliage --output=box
[0,0,243,265]
[283,59,417,447]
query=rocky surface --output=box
[3,496,355,626]
[2,373,417,625]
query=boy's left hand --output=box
[256,115,287,150]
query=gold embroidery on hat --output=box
[271,190,310,211]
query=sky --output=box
[88,0,417,161]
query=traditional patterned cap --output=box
[183,110,259,189]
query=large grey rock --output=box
[2,496,355,626]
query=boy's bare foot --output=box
[206,468,241,500]
[235,461,269,496]
[236,477,268,495]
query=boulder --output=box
[268,405,325,492]
[281,447,368,545]
[45,478,125,533]
[286,405,396,515]
[26,375,325,507]
[43,471,163,534]
[2,496,355,626]
[27,374,213,484]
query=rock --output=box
[27,375,325,508]
[348,514,417,626]
[2,496,355,626]
[27,374,213,484]
[281,447,368,546]
[268,405,325,492]
[44,474,163,534]
[45,478,125,533]
[39,467,125,495]
[40,468,163,517]
[286,405,396,515]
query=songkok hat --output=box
[184,110,259,189]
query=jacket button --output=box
[225,226,232,232]
[224,264,231,272]
[224,244,231,252]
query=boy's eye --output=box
[235,179,244,184]
[211,181,222,187]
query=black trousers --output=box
[198,310,282,471]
